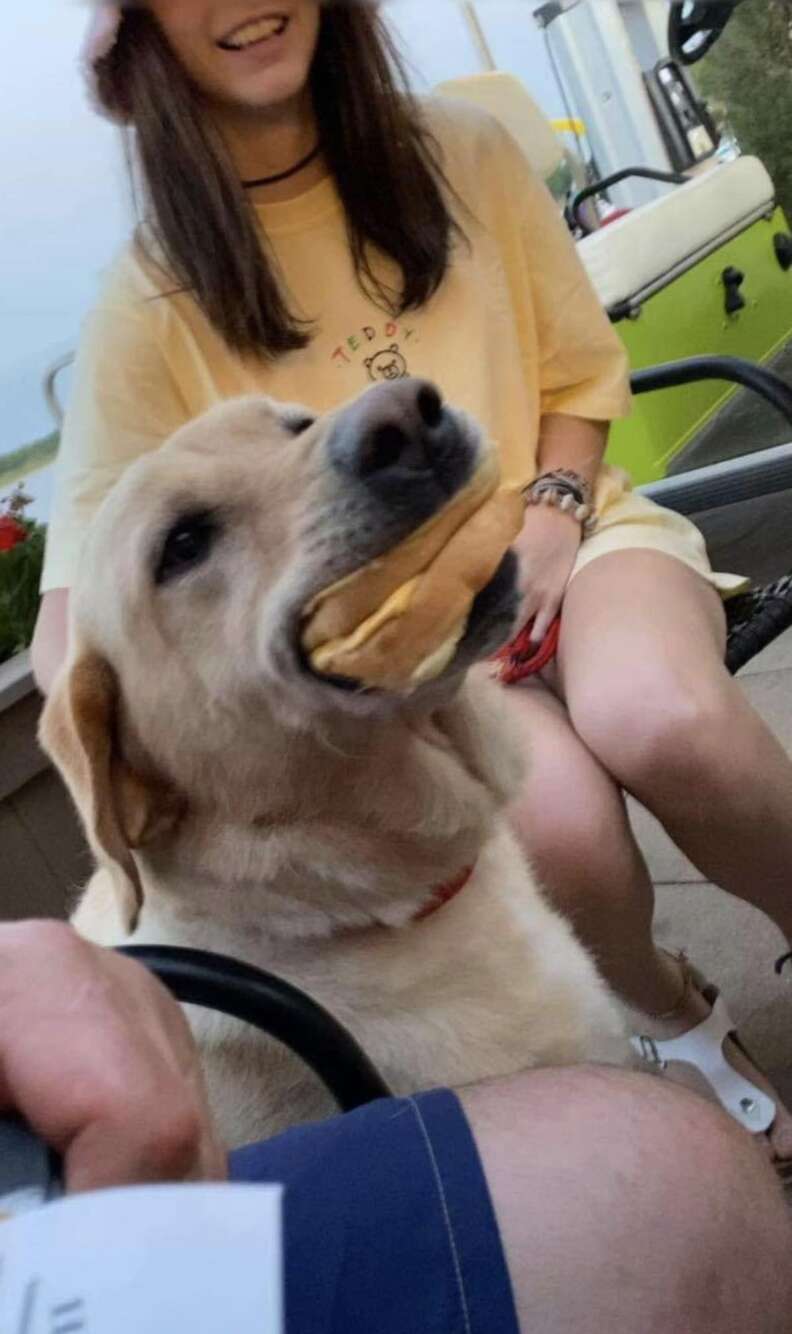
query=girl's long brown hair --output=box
[96,4,461,358]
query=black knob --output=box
[774,233,792,272]
[722,266,746,316]
[0,1115,62,1213]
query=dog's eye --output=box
[155,510,219,586]
[286,414,316,436]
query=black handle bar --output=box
[121,945,392,1112]
[631,355,792,432]
[573,166,688,233]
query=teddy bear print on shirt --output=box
[365,344,408,383]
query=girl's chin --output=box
[213,64,311,116]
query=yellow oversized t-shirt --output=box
[41,99,742,595]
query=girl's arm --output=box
[535,414,609,487]
[514,415,610,647]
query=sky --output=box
[1,3,129,465]
[0,1,563,498]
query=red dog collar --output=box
[411,621,560,922]
[414,867,475,922]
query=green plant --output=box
[697,0,792,222]
[0,486,46,666]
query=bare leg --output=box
[507,680,684,1015]
[546,549,792,1157]
[505,680,768,1123]
[461,1067,792,1334]
[559,551,792,942]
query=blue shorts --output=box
[229,1088,519,1334]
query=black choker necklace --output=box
[242,144,321,189]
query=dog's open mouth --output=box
[300,656,364,695]
[298,552,519,697]
[297,465,523,697]
[217,14,289,51]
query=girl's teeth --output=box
[224,17,287,50]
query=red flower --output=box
[0,516,27,553]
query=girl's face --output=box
[145,1,323,115]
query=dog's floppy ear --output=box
[39,652,182,932]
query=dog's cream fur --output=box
[41,388,627,1146]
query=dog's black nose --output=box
[328,379,457,485]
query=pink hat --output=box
[81,3,126,120]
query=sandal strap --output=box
[631,994,776,1135]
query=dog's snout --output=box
[328,379,456,485]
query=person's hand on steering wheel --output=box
[0,921,226,1193]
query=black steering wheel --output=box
[121,945,392,1112]
[0,947,391,1205]
[668,1,741,65]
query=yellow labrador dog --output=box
[41,379,626,1146]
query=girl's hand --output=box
[513,503,583,646]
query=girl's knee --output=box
[568,670,743,800]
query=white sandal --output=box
[631,953,791,1183]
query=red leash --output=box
[493,615,562,685]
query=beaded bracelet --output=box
[522,469,598,537]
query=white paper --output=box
[0,1183,283,1333]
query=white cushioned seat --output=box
[578,156,775,312]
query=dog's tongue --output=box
[301,459,524,694]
